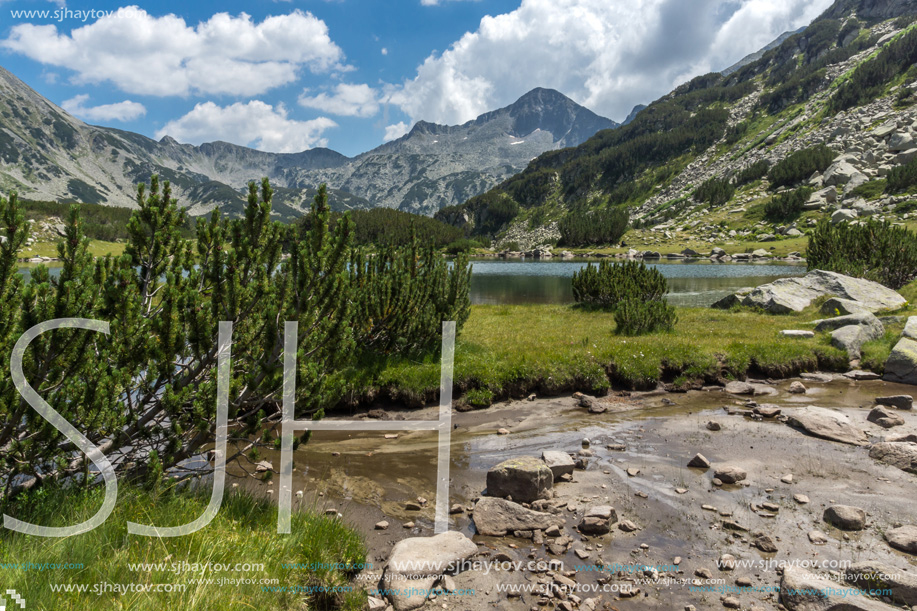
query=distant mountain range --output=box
[0,67,616,217]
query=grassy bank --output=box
[0,485,366,611]
[345,301,917,408]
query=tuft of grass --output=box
[0,484,367,611]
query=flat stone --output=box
[794,494,810,504]
[754,404,782,417]
[780,330,815,338]
[886,525,917,555]
[808,530,828,544]
[845,561,917,605]
[786,406,869,445]
[780,565,893,610]
[472,497,561,537]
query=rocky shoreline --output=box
[252,375,917,611]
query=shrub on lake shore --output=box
[572,260,675,334]
[0,180,471,495]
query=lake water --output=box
[17,258,808,308]
[469,259,807,307]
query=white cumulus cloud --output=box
[155,101,337,153]
[385,0,833,125]
[1,7,346,97]
[383,122,411,142]
[298,83,380,117]
[61,94,146,122]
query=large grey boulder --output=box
[831,325,869,358]
[820,311,885,358]
[472,496,561,536]
[831,208,858,224]
[486,456,553,503]
[823,160,859,185]
[786,406,869,445]
[903,316,917,340]
[884,337,917,385]
[889,131,915,152]
[713,270,906,314]
[868,442,917,473]
[383,531,478,611]
[846,561,917,605]
[780,565,894,610]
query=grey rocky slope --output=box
[0,66,615,216]
[288,88,617,215]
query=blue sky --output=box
[0,0,834,157]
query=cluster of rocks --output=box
[495,221,561,253]
[496,245,576,259]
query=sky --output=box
[0,0,835,157]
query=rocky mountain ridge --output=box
[0,66,616,217]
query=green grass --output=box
[0,484,366,611]
[346,304,855,404]
[18,239,126,259]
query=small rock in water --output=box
[497,428,510,435]
[808,530,829,545]
[687,453,711,469]
[449,503,464,514]
[718,554,737,571]
[626,467,640,477]
[781,474,794,484]
[582,437,591,448]
[713,466,747,484]
[403,521,415,528]
[619,520,639,532]
[788,381,807,394]
[695,568,713,579]
[706,421,722,431]
[867,406,905,428]
[793,494,810,504]
[375,521,389,530]
[722,595,741,608]
[753,533,778,553]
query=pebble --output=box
[626,467,640,477]
[781,474,794,484]
[793,494,810,504]
[375,521,389,530]
[497,428,510,435]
